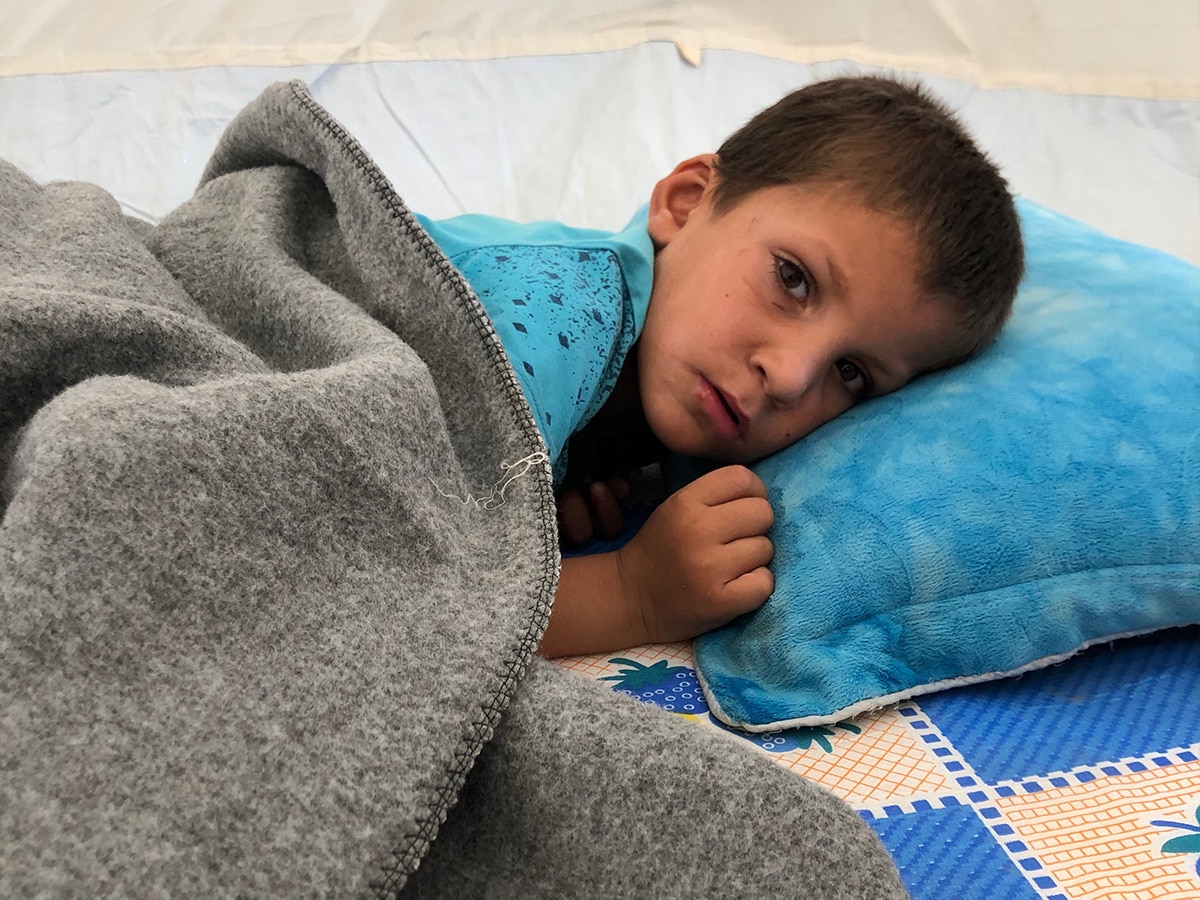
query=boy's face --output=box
[638,156,963,464]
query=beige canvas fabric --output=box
[2,0,1197,99]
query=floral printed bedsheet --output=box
[554,625,1200,899]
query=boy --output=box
[417,76,1024,659]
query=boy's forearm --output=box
[537,552,647,658]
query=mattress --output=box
[554,630,1200,899]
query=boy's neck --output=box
[562,344,664,486]
[601,350,644,420]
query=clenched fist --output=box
[614,464,774,645]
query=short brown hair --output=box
[712,75,1023,362]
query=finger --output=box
[605,475,632,502]
[720,534,774,575]
[709,496,774,543]
[722,566,775,612]
[557,489,594,546]
[687,464,768,507]
[588,481,625,539]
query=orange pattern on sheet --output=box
[553,641,954,803]
[555,638,1200,900]
[993,761,1200,899]
[767,711,952,803]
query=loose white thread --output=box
[429,451,549,511]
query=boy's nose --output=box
[756,344,832,407]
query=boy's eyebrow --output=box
[824,255,849,298]
[805,234,847,297]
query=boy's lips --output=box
[697,378,748,442]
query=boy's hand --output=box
[556,476,632,546]
[615,465,774,644]
[537,465,772,659]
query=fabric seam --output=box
[286,81,559,898]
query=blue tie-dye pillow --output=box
[694,199,1200,730]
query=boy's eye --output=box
[775,256,810,300]
[837,360,869,397]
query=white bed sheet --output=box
[1,43,1197,266]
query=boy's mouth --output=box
[721,389,750,439]
[699,378,748,441]
[717,391,739,425]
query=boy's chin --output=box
[660,435,763,466]
[645,408,768,464]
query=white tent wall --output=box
[2,7,1199,897]
[4,0,1199,99]
[1,2,1197,263]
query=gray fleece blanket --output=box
[0,81,908,899]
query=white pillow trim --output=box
[697,625,1182,732]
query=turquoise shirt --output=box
[416,210,655,484]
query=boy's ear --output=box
[646,154,718,248]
